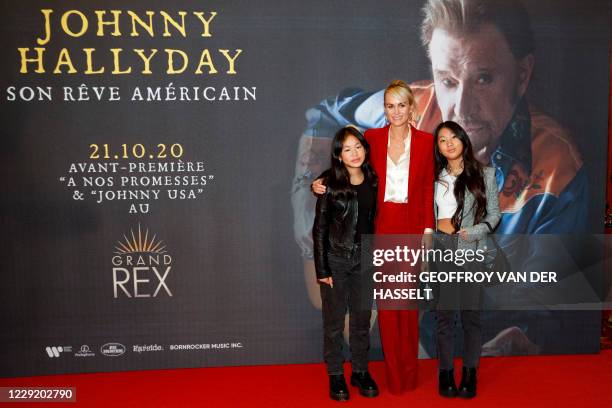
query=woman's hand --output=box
[318,277,333,288]
[422,230,433,250]
[311,178,327,195]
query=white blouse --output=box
[383,131,410,203]
[435,169,458,219]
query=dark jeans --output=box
[321,250,372,375]
[432,231,482,370]
[436,310,482,370]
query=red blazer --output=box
[365,125,435,234]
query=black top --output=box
[353,177,376,242]
[313,170,378,279]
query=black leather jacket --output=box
[312,176,377,279]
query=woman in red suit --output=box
[314,80,434,394]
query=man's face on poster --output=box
[429,23,534,162]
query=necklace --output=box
[388,125,411,143]
[446,162,464,177]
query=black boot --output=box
[350,371,379,397]
[329,374,349,401]
[438,369,458,397]
[458,367,477,398]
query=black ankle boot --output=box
[329,374,349,401]
[438,369,457,397]
[458,367,477,398]
[350,371,379,397]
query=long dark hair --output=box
[327,126,377,205]
[433,121,486,230]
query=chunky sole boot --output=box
[329,374,350,402]
[458,367,477,399]
[439,369,458,398]
[350,372,379,398]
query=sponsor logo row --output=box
[45,342,243,358]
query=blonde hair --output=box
[384,80,418,123]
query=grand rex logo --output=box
[111,224,173,299]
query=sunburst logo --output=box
[114,224,167,255]
[111,224,173,299]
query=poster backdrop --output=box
[1,0,610,377]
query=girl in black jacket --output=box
[312,126,378,401]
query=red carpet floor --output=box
[1,350,611,407]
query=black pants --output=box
[432,232,482,370]
[320,251,372,375]
[436,310,482,370]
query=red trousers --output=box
[375,202,420,394]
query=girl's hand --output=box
[311,178,327,195]
[318,277,333,288]
[458,229,469,241]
